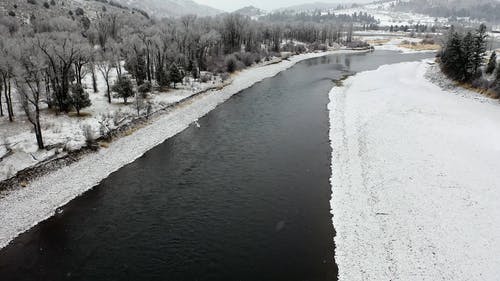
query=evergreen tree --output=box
[442,31,465,81]
[169,63,183,88]
[112,77,134,104]
[70,84,91,116]
[486,52,497,74]
[462,31,475,81]
[471,24,488,77]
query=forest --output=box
[0,3,369,149]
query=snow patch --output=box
[329,60,500,280]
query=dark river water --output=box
[0,51,432,281]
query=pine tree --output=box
[462,31,475,81]
[442,31,465,81]
[70,84,91,116]
[471,24,488,78]
[169,63,183,88]
[112,77,134,104]
[486,52,497,74]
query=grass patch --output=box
[366,39,391,45]
[399,44,441,51]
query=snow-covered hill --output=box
[233,6,267,19]
[114,0,223,18]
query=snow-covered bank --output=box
[329,61,500,280]
[0,49,367,250]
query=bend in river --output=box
[0,51,433,281]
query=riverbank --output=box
[329,60,500,280]
[0,48,369,250]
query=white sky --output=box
[193,0,370,12]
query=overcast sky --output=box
[193,0,367,12]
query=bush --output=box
[237,52,255,67]
[225,55,238,73]
[220,72,230,82]
[294,44,307,54]
[75,7,84,16]
[421,38,435,45]
[346,40,370,49]
[137,81,152,96]
[8,11,15,17]
[200,72,212,83]
[43,2,50,8]
[471,77,491,90]
[27,0,37,4]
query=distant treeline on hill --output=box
[392,0,500,23]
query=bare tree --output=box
[0,38,16,121]
[15,40,46,149]
[96,50,115,103]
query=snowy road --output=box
[329,61,500,280]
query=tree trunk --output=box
[3,77,14,122]
[35,106,44,149]
[106,80,111,103]
[91,66,98,93]
[0,81,3,117]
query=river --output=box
[0,50,432,281]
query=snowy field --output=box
[0,49,367,250]
[329,60,500,280]
[335,2,449,27]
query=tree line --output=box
[0,8,366,149]
[439,24,500,97]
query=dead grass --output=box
[366,39,391,45]
[98,142,110,148]
[399,44,441,51]
[457,82,499,99]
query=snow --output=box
[329,60,500,280]
[0,49,368,250]
[335,5,448,27]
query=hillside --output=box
[115,0,223,18]
[392,0,500,22]
[0,0,147,24]
[233,6,266,19]
[276,2,342,13]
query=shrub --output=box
[43,2,50,8]
[225,55,238,73]
[220,72,230,82]
[421,38,435,45]
[75,7,84,16]
[81,124,97,149]
[8,11,15,17]
[238,52,255,67]
[137,81,152,96]
[471,77,490,90]
[294,44,307,54]
[200,73,212,83]
[27,0,37,5]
